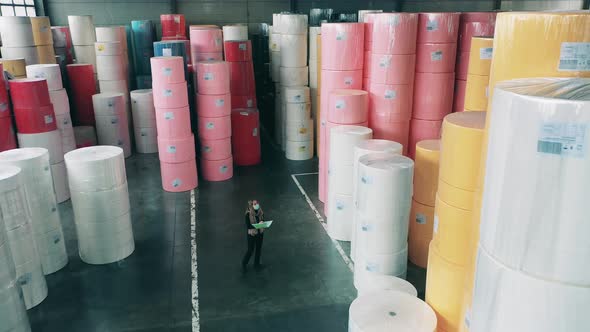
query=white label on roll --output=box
[203,146,211,153]
[298,145,307,152]
[44,115,54,124]
[163,89,173,97]
[365,262,379,272]
[52,233,61,244]
[206,122,214,129]
[336,200,345,210]
[464,308,472,329]
[336,31,347,41]
[361,175,372,185]
[479,47,493,60]
[384,90,397,99]
[293,94,302,102]
[34,72,47,79]
[17,272,31,286]
[62,117,70,125]
[239,43,247,51]
[379,56,391,68]
[433,215,439,233]
[165,112,174,120]
[163,48,172,56]
[431,51,443,61]
[240,111,249,116]
[141,129,147,136]
[335,100,346,110]
[344,77,353,85]
[247,99,254,107]
[167,145,177,153]
[163,67,172,76]
[559,42,590,71]
[485,86,489,98]
[215,38,222,46]
[117,139,123,146]
[110,118,118,124]
[388,16,399,26]
[252,128,258,136]
[204,72,214,81]
[0,103,7,112]
[174,16,180,23]
[537,122,588,158]
[220,165,228,173]
[107,101,114,108]
[361,223,373,232]
[416,213,426,224]
[173,179,182,187]
[426,19,438,31]
[215,99,225,107]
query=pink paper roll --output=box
[231,95,257,109]
[364,14,375,42]
[370,13,419,55]
[369,82,413,119]
[151,56,185,85]
[455,51,470,81]
[460,12,497,23]
[157,134,196,163]
[412,72,455,121]
[363,50,372,78]
[201,157,233,182]
[197,115,231,140]
[458,22,495,52]
[368,111,410,155]
[195,61,230,95]
[408,118,442,159]
[327,89,368,124]
[200,137,232,160]
[193,52,223,62]
[320,69,363,92]
[363,77,370,91]
[370,53,416,85]
[196,93,231,118]
[160,159,198,192]
[189,28,223,54]
[453,79,467,113]
[152,81,189,108]
[319,163,327,202]
[415,42,457,73]
[155,106,192,139]
[321,23,364,70]
[417,13,460,44]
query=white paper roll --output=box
[94,41,123,56]
[49,88,70,115]
[470,246,590,332]
[0,239,15,287]
[95,26,127,50]
[73,45,97,72]
[130,89,156,128]
[25,64,63,90]
[269,32,281,52]
[0,17,34,47]
[481,78,590,286]
[70,182,130,223]
[285,140,313,160]
[271,51,281,82]
[310,68,318,88]
[0,283,30,331]
[50,161,70,203]
[283,86,311,103]
[35,227,68,275]
[134,127,158,154]
[280,14,308,35]
[358,10,383,22]
[309,27,321,60]
[56,113,76,153]
[7,224,37,267]
[222,24,248,41]
[1,46,39,65]
[68,15,96,45]
[92,92,126,116]
[96,55,126,81]
[99,79,129,99]
[349,290,437,332]
[355,274,417,298]
[274,85,283,147]
[327,193,354,241]
[329,125,373,165]
[75,212,134,265]
[280,34,307,68]
[64,145,127,192]
[272,13,282,33]
[17,131,64,164]
[285,119,313,142]
[94,115,132,158]
[284,102,311,123]
[355,210,409,256]
[355,245,408,281]
[279,66,308,86]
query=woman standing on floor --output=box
[242,199,265,271]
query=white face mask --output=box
[253,204,260,210]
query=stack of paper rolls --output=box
[309,26,320,144]
[354,153,413,290]
[225,40,257,109]
[131,20,155,88]
[231,108,260,167]
[0,204,31,331]
[73,126,97,148]
[269,23,280,82]
[95,41,128,98]
[195,60,233,181]
[283,86,314,160]
[351,139,402,264]
[409,13,460,159]
[464,37,493,112]
[408,139,440,268]
[365,13,418,157]
[66,64,97,126]
[327,125,372,240]
[10,78,70,203]
[51,26,74,64]
[0,58,26,78]
[223,24,248,42]
[425,111,485,332]
[92,93,132,157]
[65,146,135,264]
[189,26,223,64]
[153,40,191,75]
[68,15,97,73]
[0,16,55,65]
[96,27,131,95]
[0,63,16,153]
[28,64,77,154]
[161,14,187,40]
[30,17,56,64]
[152,56,198,191]
[130,89,158,153]
[0,166,48,309]
[319,22,364,204]
[0,148,68,275]
[453,13,496,113]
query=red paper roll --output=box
[160,159,198,192]
[190,27,223,54]
[370,53,416,85]
[9,78,51,109]
[13,104,57,134]
[321,23,364,70]
[200,137,232,161]
[327,89,368,125]
[67,64,96,126]
[0,117,17,152]
[415,42,457,73]
[417,13,460,44]
[155,106,192,139]
[161,14,186,38]
[370,13,419,55]
[228,61,255,95]
[231,108,261,166]
[369,82,413,119]
[157,134,196,163]
[413,72,455,121]
[197,93,231,118]
[201,157,233,181]
[195,61,230,95]
[458,22,495,52]
[224,40,253,62]
[408,118,443,159]
[198,115,231,140]
[231,95,257,109]
[460,12,497,24]
[368,111,410,155]
[0,65,10,119]
[455,51,470,81]
[453,80,467,113]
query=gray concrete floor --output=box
[26,133,425,331]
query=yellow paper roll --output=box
[426,242,465,332]
[467,37,493,76]
[37,45,56,64]
[437,179,474,211]
[413,139,440,207]
[316,34,322,157]
[408,199,434,268]
[432,195,473,265]
[30,17,53,46]
[0,58,26,77]
[439,112,485,192]
[464,74,489,111]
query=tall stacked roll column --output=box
[0,148,68,275]
[65,146,134,264]
[67,64,97,126]
[0,16,55,65]
[0,63,16,152]
[130,90,158,153]
[30,17,56,64]
[10,78,70,203]
[68,15,97,74]
[0,58,26,78]
[131,20,155,88]
[196,61,233,181]
[283,86,313,160]
[96,27,131,95]
[0,166,47,309]
[463,37,493,112]
[309,26,320,146]
[152,56,198,191]
[190,26,223,64]
[319,23,364,203]
[225,40,257,109]
[92,93,132,157]
[366,13,418,156]
[409,13,460,159]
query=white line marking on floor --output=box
[190,189,200,332]
[291,173,354,272]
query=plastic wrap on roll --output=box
[355,208,409,256]
[309,27,320,59]
[96,55,126,81]
[36,46,56,64]
[94,41,123,56]
[458,21,495,53]
[92,92,126,116]
[231,108,261,166]
[349,290,436,332]
[75,212,134,265]
[283,86,310,103]
[431,194,473,266]
[280,34,307,68]
[50,161,70,203]
[358,9,383,23]
[270,51,281,82]
[417,13,460,44]
[160,159,198,192]
[413,139,440,206]
[370,13,418,55]
[30,17,52,46]
[327,89,368,124]
[0,283,31,332]
[321,23,364,70]
[284,102,311,123]
[64,146,126,192]
[196,93,231,118]
[453,79,467,112]
[0,46,37,65]
[0,118,17,153]
[224,40,253,62]
[13,105,57,134]
[467,37,493,77]
[49,89,70,116]
[285,119,313,142]
[9,78,51,109]
[222,24,248,41]
[279,14,308,35]
[368,111,410,154]
[93,113,132,158]
[0,17,34,47]
[355,245,408,282]
[68,15,96,45]
[412,72,454,121]
[70,182,130,223]
[279,66,308,86]
[150,56,185,86]
[95,26,127,48]
[130,89,156,126]
[25,64,62,90]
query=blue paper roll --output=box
[136,75,152,89]
[131,20,155,76]
[153,40,190,66]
